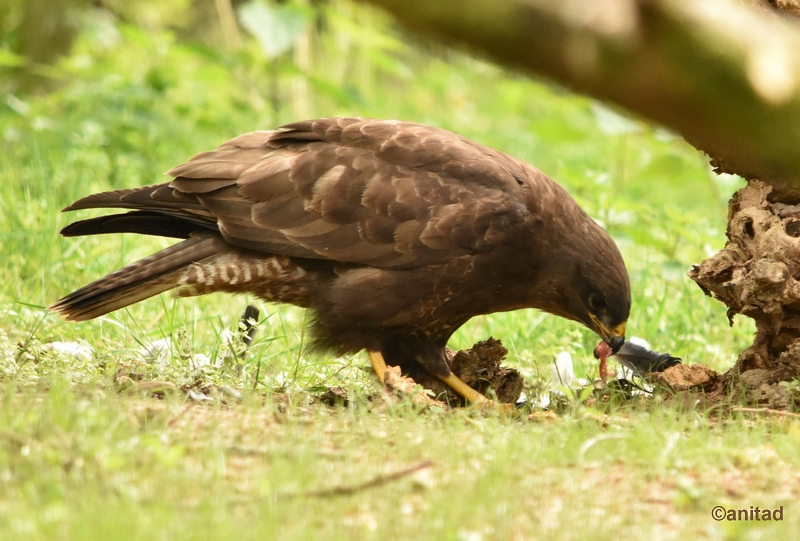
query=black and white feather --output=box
[615,341,681,376]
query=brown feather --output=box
[50,233,227,321]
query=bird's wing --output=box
[167,118,533,269]
[62,118,536,269]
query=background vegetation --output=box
[2,1,796,540]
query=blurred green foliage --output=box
[2,7,794,540]
[0,0,753,391]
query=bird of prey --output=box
[51,118,630,404]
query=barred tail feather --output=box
[50,233,226,322]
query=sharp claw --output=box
[370,351,513,413]
[438,373,513,412]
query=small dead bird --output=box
[594,340,681,379]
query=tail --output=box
[50,233,227,321]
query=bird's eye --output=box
[588,293,608,312]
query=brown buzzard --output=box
[51,118,630,404]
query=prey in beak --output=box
[593,340,614,380]
[588,316,626,354]
[593,337,682,381]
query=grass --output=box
[1,1,798,539]
[2,386,799,540]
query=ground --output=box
[2,383,799,540]
[1,3,796,537]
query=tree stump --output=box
[689,179,800,399]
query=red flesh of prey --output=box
[593,340,613,380]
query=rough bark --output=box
[690,180,800,393]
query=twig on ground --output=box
[167,403,198,428]
[280,460,434,498]
[126,381,177,395]
[732,407,800,420]
[0,430,29,447]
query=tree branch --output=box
[360,0,800,197]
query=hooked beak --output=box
[589,316,627,354]
[607,332,625,354]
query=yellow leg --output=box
[367,350,388,386]
[439,373,490,406]
[370,350,509,410]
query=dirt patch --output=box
[643,363,795,410]
[312,338,522,409]
[383,366,448,408]
[650,363,719,390]
[319,386,349,407]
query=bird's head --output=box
[533,223,630,354]
[583,290,628,354]
[573,231,630,354]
